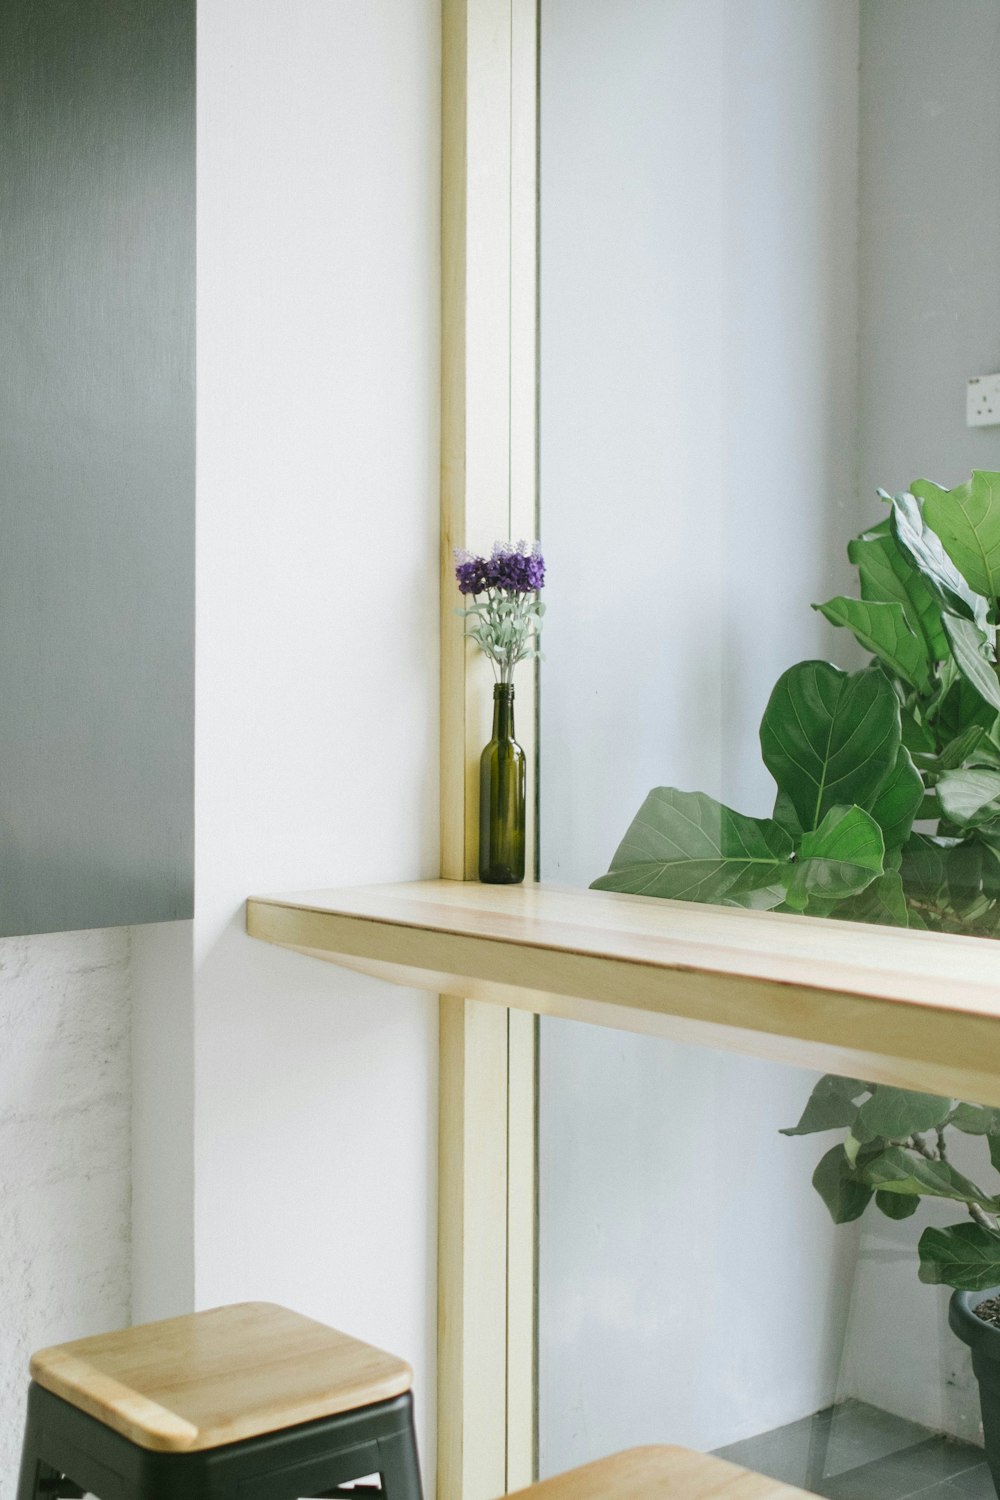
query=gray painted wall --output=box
[0,0,195,936]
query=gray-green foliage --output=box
[459,589,545,685]
[592,470,1000,1289]
[780,1080,1000,1291]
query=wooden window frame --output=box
[438,4,539,1498]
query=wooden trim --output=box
[438,2,539,1497]
[506,7,539,1491]
[437,998,511,1499]
[505,1006,537,1492]
[248,882,1000,1109]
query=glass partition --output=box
[537,1,1000,1493]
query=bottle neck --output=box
[492,682,515,739]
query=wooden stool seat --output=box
[503,1446,815,1499]
[18,1302,423,1500]
[30,1301,412,1453]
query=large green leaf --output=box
[830,869,909,928]
[784,806,884,910]
[590,788,793,903]
[936,768,1000,827]
[900,833,948,905]
[780,1075,871,1137]
[722,884,788,911]
[861,1147,993,1206]
[869,747,923,850]
[951,1103,1000,1136]
[876,1190,919,1220]
[900,831,1000,924]
[760,663,901,833]
[772,790,803,838]
[891,490,988,624]
[854,1088,952,1142]
[849,526,950,660]
[918,1223,1000,1290]
[812,1144,873,1224]
[934,676,1000,744]
[929,724,988,772]
[942,614,1000,713]
[815,597,931,692]
[916,472,1000,602]
[946,841,990,915]
[901,706,936,754]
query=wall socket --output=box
[967,373,1000,427]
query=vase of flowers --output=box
[455,540,545,884]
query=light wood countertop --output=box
[246,880,1000,1106]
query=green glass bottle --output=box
[479,682,526,884]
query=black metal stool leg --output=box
[376,1423,423,1500]
[17,1455,85,1500]
[17,1387,87,1500]
[17,1395,48,1500]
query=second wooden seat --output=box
[503,1445,816,1498]
[17,1301,423,1500]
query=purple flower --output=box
[455,540,546,681]
[456,540,545,596]
[455,550,490,595]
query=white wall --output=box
[0,928,132,1485]
[192,0,441,1482]
[837,0,1000,1442]
[538,0,862,1471]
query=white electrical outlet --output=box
[967,373,1000,427]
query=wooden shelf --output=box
[246,880,1000,1106]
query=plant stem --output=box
[908,1130,1000,1233]
[970,1201,1000,1234]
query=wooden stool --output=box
[16,1302,423,1500]
[502,1445,815,1498]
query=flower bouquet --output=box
[455,540,545,881]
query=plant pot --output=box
[950,1287,1000,1495]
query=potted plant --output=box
[592,471,1000,1489]
[778,1076,1000,1489]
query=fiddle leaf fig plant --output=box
[592,470,1000,1288]
[779,1080,1000,1291]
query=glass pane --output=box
[539,1033,995,1493]
[537,0,1000,1494]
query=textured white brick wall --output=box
[0,927,132,1493]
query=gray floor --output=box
[714,1400,995,1500]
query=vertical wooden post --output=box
[439,2,538,1496]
